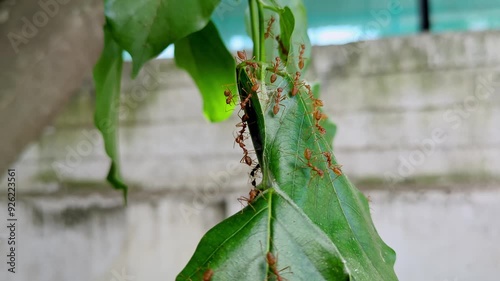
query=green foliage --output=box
[176,1,397,280]
[92,25,127,202]
[92,0,398,279]
[176,63,397,281]
[177,191,350,280]
[105,0,221,76]
[95,0,237,193]
[175,21,237,122]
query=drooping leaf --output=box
[93,25,127,202]
[177,66,398,280]
[105,0,221,76]
[175,21,237,122]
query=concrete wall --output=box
[1,30,500,281]
[0,0,104,175]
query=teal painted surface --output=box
[211,0,500,48]
[431,0,500,32]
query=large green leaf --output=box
[105,0,221,76]
[175,21,236,122]
[176,191,349,281]
[177,66,398,280]
[93,25,127,202]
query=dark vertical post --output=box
[420,0,431,31]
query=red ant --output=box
[270,57,281,83]
[237,50,248,61]
[224,88,236,105]
[235,123,253,166]
[304,148,324,177]
[303,84,325,111]
[322,152,343,177]
[291,71,303,96]
[202,269,213,281]
[237,188,260,210]
[237,50,259,69]
[238,84,256,112]
[241,152,252,166]
[240,92,252,109]
[273,88,286,115]
[311,108,327,135]
[235,121,247,143]
[265,16,276,39]
[234,112,253,167]
[251,81,260,93]
[266,252,291,281]
[298,43,306,70]
[315,123,327,135]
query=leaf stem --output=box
[257,1,266,62]
[248,0,261,61]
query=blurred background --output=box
[1,0,499,281]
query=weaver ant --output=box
[302,84,325,114]
[298,43,306,70]
[322,152,343,177]
[303,148,324,178]
[237,50,259,69]
[237,188,260,210]
[270,57,281,84]
[235,126,253,166]
[291,71,303,96]
[265,16,276,39]
[273,88,286,115]
[266,252,291,281]
[239,92,252,109]
[202,269,214,281]
[311,109,327,135]
[237,50,249,61]
[224,88,236,105]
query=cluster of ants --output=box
[192,15,347,281]
[224,50,264,208]
[223,13,345,209]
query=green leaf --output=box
[276,7,294,62]
[177,67,398,280]
[105,0,221,76]
[261,72,397,281]
[277,0,312,72]
[93,25,127,203]
[252,1,311,76]
[176,191,350,281]
[175,21,237,122]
